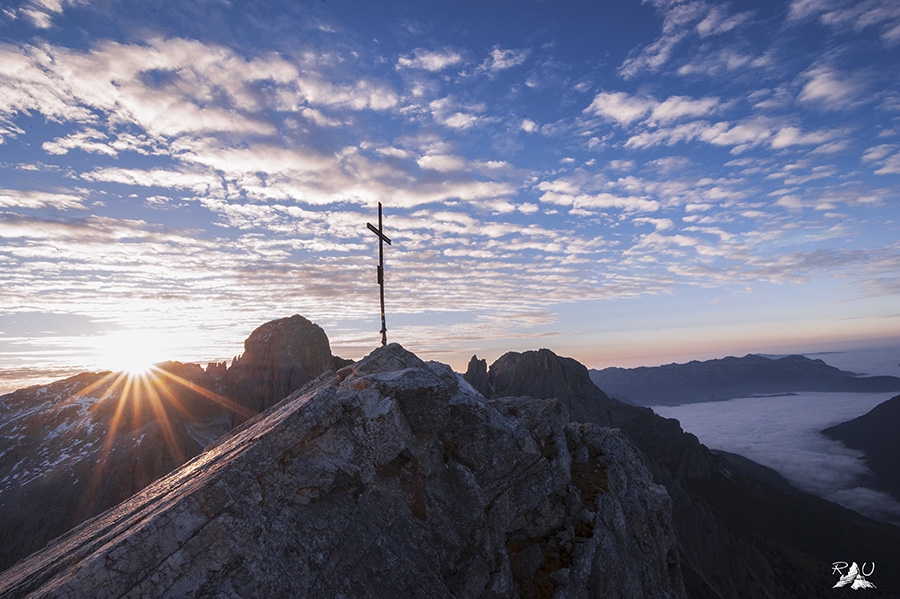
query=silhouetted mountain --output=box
[0,344,685,598]
[590,353,900,406]
[0,315,343,572]
[219,314,338,417]
[822,394,900,501]
[470,348,900,598]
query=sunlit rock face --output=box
[0,362,236,573]
[221,314,337,417]
[0,344,685,599]
[0,315,339,573]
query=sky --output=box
[1,0,899,392]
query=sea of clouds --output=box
[652,391,900,525]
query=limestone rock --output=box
[222,314,335,416]
[463,354,489,397]
[0,344,685,599]
[487,349,622,426]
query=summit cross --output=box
[366,202,392,346]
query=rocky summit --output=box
[0,344,684,599]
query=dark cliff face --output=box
[822,394,900,501]
[0,344,685,599]
[0,315,339,573]
[476,348,900,598]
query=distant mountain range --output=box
[590,353,900,406]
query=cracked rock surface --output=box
[0,344,684,599]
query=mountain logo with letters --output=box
[832,562,876,590]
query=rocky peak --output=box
[0,343,684,599]
[222,314,336,416]
[463,354,489,397]
[476,348,620,426]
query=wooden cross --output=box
[366,202,392,346]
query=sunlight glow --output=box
[93,330,174,375]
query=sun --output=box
[94,330,172,376]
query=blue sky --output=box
[1,0,899,391]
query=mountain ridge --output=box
[3,322,900,597]
[590,353,900,406]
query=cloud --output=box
[19,0,78,29]
[677,49,772,77]
[397,48,464,71]
[798,65,862,109]
[42,128,118,156]
[0,37,398,153]
[417,154,468,172]
[0,188,87,210]
[429,97,484,129]
[478,46,530,73]
[696,5,752,37]
[536,179,660,213]
[81,166,221,193]
[584,91,720,129]
[862,144,900,174]
[653,392,900,525]
[790,0,900,44]
[618,0,751,78]
[618,1,708,78]
[649,95,721,124]
[770,126,842,149]
[584,91,656,125]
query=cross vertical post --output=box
[366,202,391,346]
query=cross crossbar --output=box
[367,222,392,245]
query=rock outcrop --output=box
[477,348,900,598]
[0,344,685,599]
[221,314,336,415]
